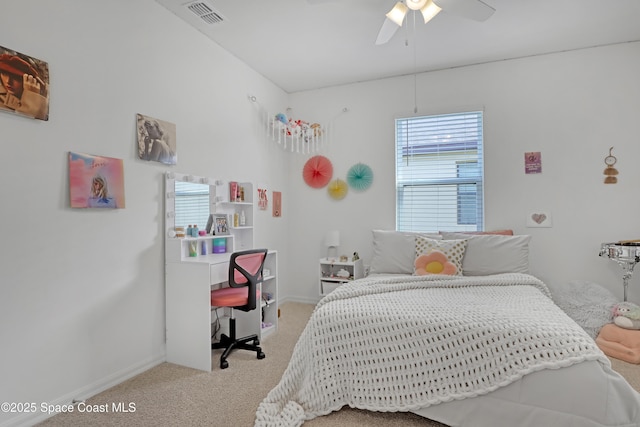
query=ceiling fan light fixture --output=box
[407,0,428,11]
[420,0,442,23]
[386,2,408,26]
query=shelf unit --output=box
[319,257,364,296]
[260,252,278,338]
[164,172,278,372]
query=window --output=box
[174,181,210,230]
[395,111,484,233]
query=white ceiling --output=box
[155,0,640,93]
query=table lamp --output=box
[325,230,340,260]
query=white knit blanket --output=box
[255,273,609,426]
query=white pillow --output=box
[441,232,531,276]
[370,230,441,274]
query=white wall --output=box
[285,41,640,304]
[0,1,291,426]
[2,1,639,425]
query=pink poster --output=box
[69,152,125,209]
[272,191,281,217]
[525,152,542,174]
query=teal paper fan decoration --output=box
[347,163,373,191]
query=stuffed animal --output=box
[275,113,288,125]
[612,301,640,330]
[311,123,322,137]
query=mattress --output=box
[412,360,640,427]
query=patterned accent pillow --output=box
[414,236,467,276]
[414,251,458,276]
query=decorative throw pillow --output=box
[414,250,458,276]
[414,236,467,276]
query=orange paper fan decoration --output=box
[303,155,333,188]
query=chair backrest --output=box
[229,249,268,311]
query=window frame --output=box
[395,110,484,233]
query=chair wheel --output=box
[220,360,229,369]
[257,351,265,360]
[253,339,260,346]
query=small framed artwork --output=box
[525,152,542,174]
[273,191,282,217]
[526,211,552,228]
[205,214,214,235]
[258,188,268,210]
[212,214,229,235]
[0,45,50,121]
[136,113,177,165]
[69,152,125,209]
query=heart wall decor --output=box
[532,213,547,224]
[526,211,552,228]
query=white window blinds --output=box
[395,111,484,233]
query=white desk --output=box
[165,248,277,372]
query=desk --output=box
[165,249,278,372]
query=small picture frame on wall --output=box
[212,214,229,235]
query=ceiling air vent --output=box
[186,1,225,25]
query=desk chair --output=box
[211,249,267,369]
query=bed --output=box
[254,230,640,427]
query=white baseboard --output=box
[0,353,165,427]
[278,295,320,305]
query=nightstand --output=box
[319,257,364,296]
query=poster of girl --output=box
[0,45,49,120]
[68,152,126,209]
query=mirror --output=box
[165,172,216,237]
[174,180,210,231]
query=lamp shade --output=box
[325,230,340,248]
[420,0,441,23]
[386,2,408,26]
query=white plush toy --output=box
[612,301,640,330]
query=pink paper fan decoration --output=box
[303,155,333,188]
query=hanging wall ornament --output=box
[303,155,333,188]
[603,147,619,184]
[346,163,374,191]
[328,179,348,200]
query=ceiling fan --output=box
[375,0,495,45]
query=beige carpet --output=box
[38,302,639,427]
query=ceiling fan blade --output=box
[432,0,495,21]
[375,17,401,45]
